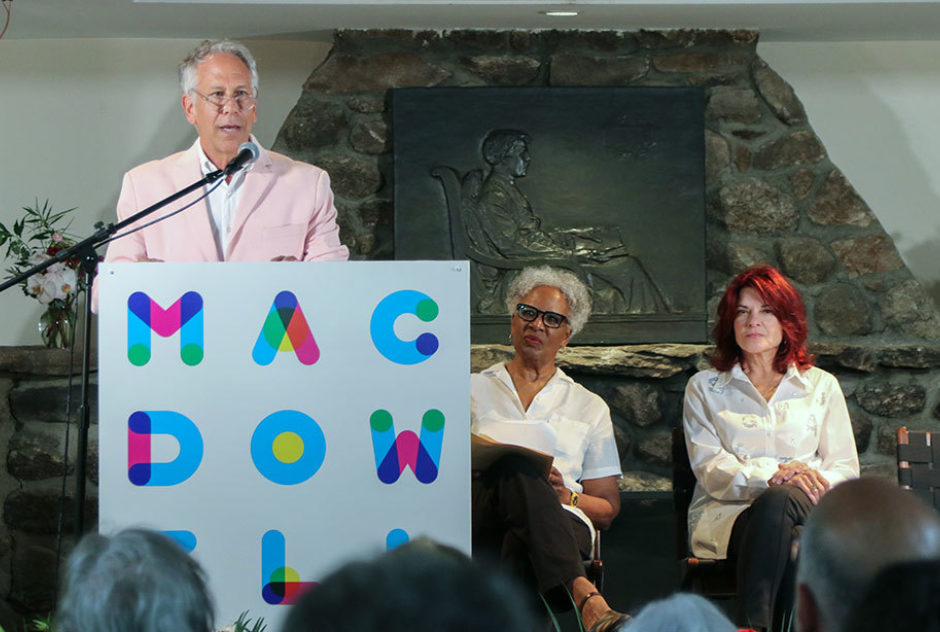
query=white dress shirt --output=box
[471,363,622,539]
[197,141,251,260]
[682,363,859,559]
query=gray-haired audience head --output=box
[178,39,259,96]
[625,593,736,632]
[56,528,214,632]
[280,538,537,632]
[505,266,592,336]
[796,477,940,632]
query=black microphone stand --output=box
[0,167,225,536]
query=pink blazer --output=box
[103,140,349,264]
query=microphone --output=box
[223,141,260,176]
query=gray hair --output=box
[505,266,592,335]
[178,39,259,96]
[56,528,214,632]
[626,593,736,632]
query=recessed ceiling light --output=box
[541,10,579,17]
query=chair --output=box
[671,427,736,597]
[896,426,940,510]
[587,531,604,592]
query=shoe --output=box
[588,610,631,632]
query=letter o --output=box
[251,410,326,485]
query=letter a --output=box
[252,291,320,366]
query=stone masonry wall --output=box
[0,348,97,630]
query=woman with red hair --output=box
[682,265,859,632]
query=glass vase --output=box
[38,301,75,349]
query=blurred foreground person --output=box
[57,528,213,632]
[845,559,940,632]
[796,477,940,632]
[625,593,736,632]
[280,539,538,632]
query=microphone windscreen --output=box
[238,141,260,164]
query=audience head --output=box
[796,477,940,632]
[711,264,813,374]
[280,538,537,632]
[505,265,592,336]
[845,559,940,632]
[56,528,214,632]
[625,593,736,632]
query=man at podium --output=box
[102,39,348,266]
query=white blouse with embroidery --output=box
[682,363,859,559]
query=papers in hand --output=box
[471,418,556,478]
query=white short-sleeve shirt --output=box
[471,363,622,532]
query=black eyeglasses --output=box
[515,303,569,329]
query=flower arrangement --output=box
[0,200,86,348]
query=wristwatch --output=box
[569,491,580,507]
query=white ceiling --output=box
[6,0,940,42]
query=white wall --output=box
[759,40,940,302]
[0,38,329,346]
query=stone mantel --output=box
[470,342,940,374]
[4,342,940,377]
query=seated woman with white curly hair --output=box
[471,265,626,632]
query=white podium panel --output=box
[97,261,470,628]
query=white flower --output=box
[35,274,59,305]
[39,264,77,302]
[26,279,44,299]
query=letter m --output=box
[127,291,204,366]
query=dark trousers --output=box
[728,484,814,630]
[472,455,592,610]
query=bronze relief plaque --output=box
[392,86,705,344]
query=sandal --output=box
[588,609,631,632]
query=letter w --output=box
[369,409,445,484]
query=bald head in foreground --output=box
[796,477,940,632]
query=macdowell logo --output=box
[369,409,445,484]
[127,291,204,366]
[252,291,320,366]
[370,290,439,365]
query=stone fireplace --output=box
[0,27,939,629]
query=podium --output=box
[97,261,470,627]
